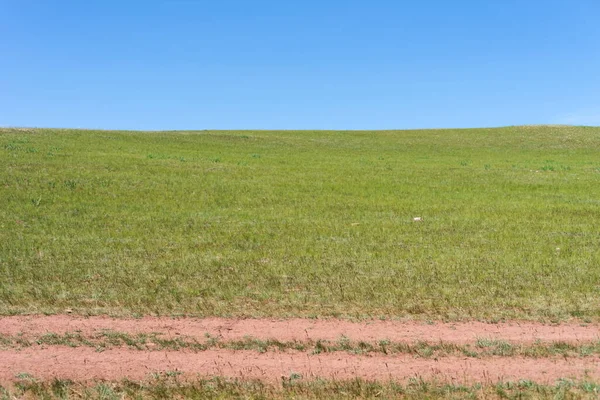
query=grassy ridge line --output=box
[3,375,600,399]
[2,331,600,359]
[2,126,600,319]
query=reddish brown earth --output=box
[2,348,599,385]
[1,316,600,386]
[2,315,599,344]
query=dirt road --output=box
[1,316,599,385]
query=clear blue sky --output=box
[1,0,599,130]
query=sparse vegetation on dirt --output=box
[3,330,600,359]
[2,375,600,399]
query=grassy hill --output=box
[1,126,599,320]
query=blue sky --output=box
[1,0,599,130]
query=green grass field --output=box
[1,126,599,320]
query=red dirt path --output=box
[1,348,599,385]
[2,315,599,344]
[1,316,600,385]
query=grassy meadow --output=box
[1,126,599,320]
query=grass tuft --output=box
[2,376,600,399]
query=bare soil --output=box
[1,316,599,386]
[2,315,599,344]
